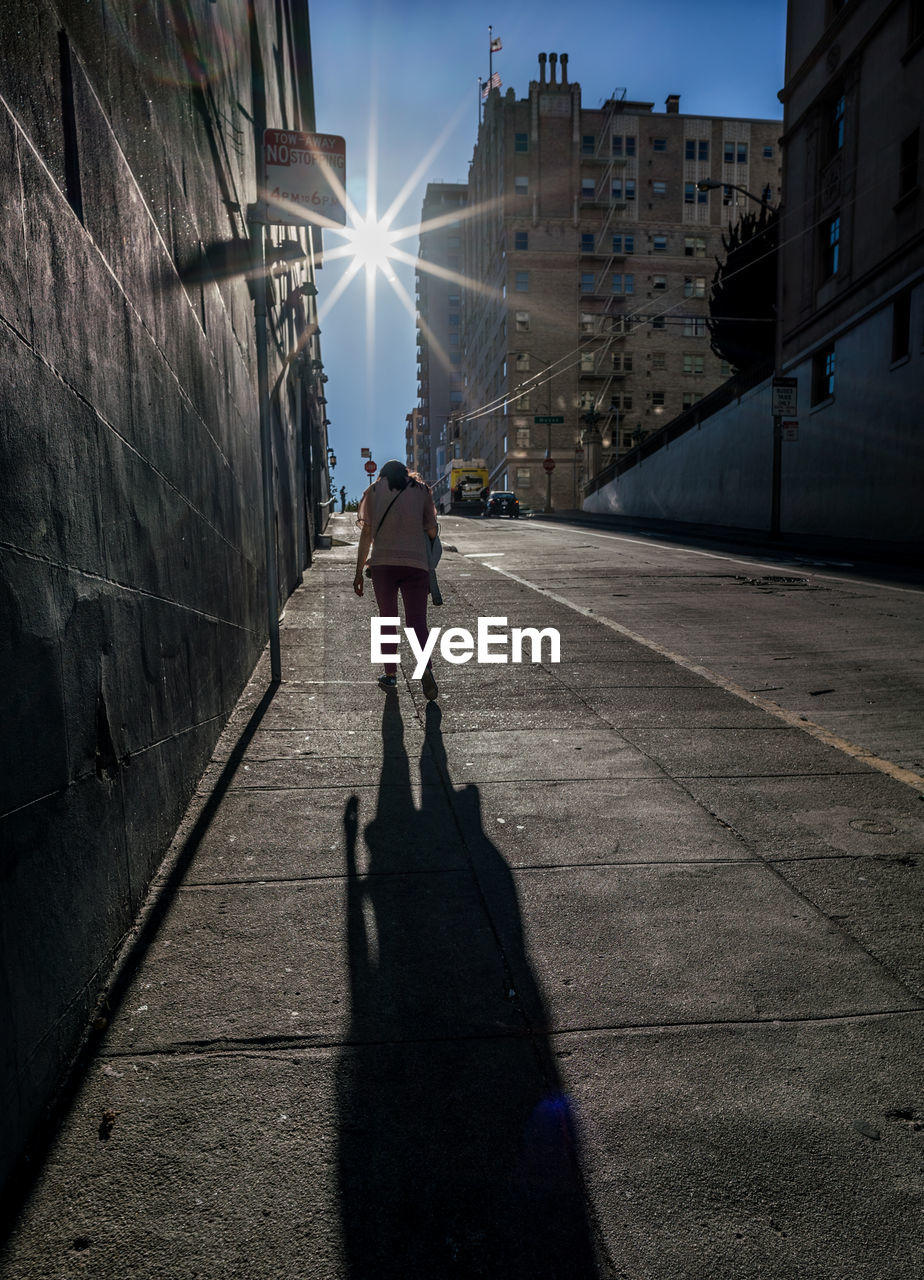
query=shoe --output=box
[421,668,438,701]
[378,674,397,690]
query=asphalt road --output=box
[448,513,924,783]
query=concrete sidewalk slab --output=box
[3,516,922,1280]
[462,778,755,867]
[559,1014,924,1279]
[182,784,469,882]
[484,860,914,1032]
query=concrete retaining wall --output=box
[0,2,318,1191]
[585,282,924,544]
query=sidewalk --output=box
[2,512,922,1279]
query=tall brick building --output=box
[456,53,781,509]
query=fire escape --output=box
[577,90,629,468]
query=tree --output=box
[707,205,779,374]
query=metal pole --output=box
[770,201,785,538]
[250,216,282,684]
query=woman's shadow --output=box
[337,696,605,1277]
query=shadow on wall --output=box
[337,698,604,1277]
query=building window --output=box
[653,181,667,195]
[720,360,733,377]
[579,391,595,410]
[580,312,595,333]
[515,271,529,292]
[622,393,633,410]
[899,127,920,201]
[612,353,633,373]
[652,315,666,330]
[612,135,623,156]
[653,275,667,291]
[682,391,704,409]
[581,272,595,294]
[515,351,530,370]
[612,234,635,254]
[583,177,597,199]
[684,182,696,204]
[625,179,636,199]
[581,232,595,253]
[684,236,706,257]
[652,351,666,370]
[515,175,529,195]
[763,144,774,159]
[684,276,706,298]
[892,290,912,362]
[812,344,836,402]
[625,136,636,157]
[611,179,623,200]
[449,391,463,402]
[448,294,461,306]
[515,391,531,410]
[652,390,665,406]
[515,132,528,153]
[821,214,840,278]
[685,139,696,161]
[449,333,459,346]
[516,468,531,487]
[515,311,530,331]
[833,94,845,152]
[724,141,735,165]
[515,231,529,251]
[448,313,460,327]
[653,235,668,252]
[653,137,667,152]
[683,316,706,337]
[682,353,705,374]
[582,134,596,154]
[581,352,595,372]
[516,426,531,447]
[738,142,748,164]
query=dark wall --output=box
[0,0,326,1191]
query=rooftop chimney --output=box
[665,94,680,114]
[560,53,569,85]
[549,52,558,84]
[538,52,546,85]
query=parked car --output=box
[485,490,519,518]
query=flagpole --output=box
[489,25,493,83]
[478,77,483,127]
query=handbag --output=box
[363,486,403,577]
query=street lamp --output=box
[695,178,774,208]
[697,177,785,537]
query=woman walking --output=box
[353,459,440,699]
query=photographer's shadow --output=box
[337,697,602,1277]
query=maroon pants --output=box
[370,565,431,675]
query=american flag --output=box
[481,72,501,100]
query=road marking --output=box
[519,522,924,596]
[482,560,924,794]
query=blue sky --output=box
[310,0,787,502]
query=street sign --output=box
[782,420,799,442]
[534,415,565,424]
[361,447,371,458]
[772,377,798,416]
[261,130,347,226]
[542,457,556,473]
[364,459,377,475]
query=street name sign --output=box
[772,377,798,416]
[262,130,347,226]
[534,415,564,424]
